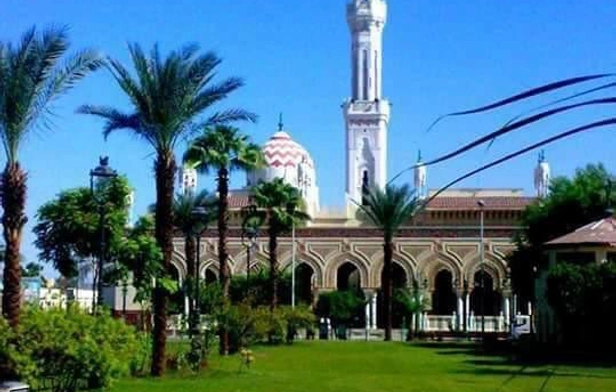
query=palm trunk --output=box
[217,167,230,355]
[184,234,196,333]
[150,152,176,377]
[269,224,279,312]
[1,162,27,328]
[383,239,394,341]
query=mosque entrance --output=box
[377,262,408,328]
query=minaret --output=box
[343,0,390,207]
[534,150,550,198]
[179,163,198,195]
[414,150,427,199]
[126,190,135,227]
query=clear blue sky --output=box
[1,0,615,265]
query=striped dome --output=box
[262,131,314,168]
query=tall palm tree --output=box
[78,43,256,376]
[0,26,103,327]
[183,125,263,355]
[249,178,310,311]
[184,126,264,296]
[355,184,420,341]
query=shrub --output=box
[0,306,146,392]
[219,304,316,351]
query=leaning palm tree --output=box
[183,125,264,355]
[248,178,310,311]
[78,43,256,376]
[0,26,103,327]
[355,184,420,341]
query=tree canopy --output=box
[509,163,615,300]
[33,176,131,278]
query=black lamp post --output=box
[90,156,118,313]
[241,226,258,279]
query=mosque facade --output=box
[162,0,551,332]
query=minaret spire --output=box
[414,149,427,199]
[534,149,550,198]
[278,112,284,131]
[343,0,390,208]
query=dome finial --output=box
[538,149,545,163]
[417,149,422,162]
[278,112,284,131]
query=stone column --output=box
[457,294,464,331]
[363,290,372,329]
[504,296,511,329]
[465,293,470,331]
[371,291,378,329]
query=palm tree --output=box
[78,43,256,376]
[183,125,263,355]
[183,125,264,298]
[169,190,216,332]
[0,26,103,327]
[249,178,310,311]
[355,184,420,341]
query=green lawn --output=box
[112,341,615,392]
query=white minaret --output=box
[414,150,427,199]
[534,150,550,198]
[179,164,198,195]
[343,0,390,206]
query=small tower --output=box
[534,150,550,198]
[414,150,427,199]
[343,0,390,207]
[179,163,198,195]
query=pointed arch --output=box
[279,251,325,286]
[324,251,370,289]
[464,253,506,290]
[369,252,415,288]
[420,252,463,291]
[233,251,268,275]
[171,250,188,280]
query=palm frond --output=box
[427,73,615,132]
[200,108,258,128]
[426,117,616,205]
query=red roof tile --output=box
[227,194,535,211]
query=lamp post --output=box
[477,199,486,339]
[241,226,258,279]
[286,203,297,308]
[90,156,118,313]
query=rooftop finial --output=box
[417,149,422,162]
[538,149,545,163]
[278,112,284,131]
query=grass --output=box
[112,341,616,392]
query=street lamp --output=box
[477,199,485,339]
[286,203,297,308]
[241,226,258,279]
[90,156,118,313]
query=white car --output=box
[0,382,29,392]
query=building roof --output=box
[227,193,535,210]
[544,217,616,247]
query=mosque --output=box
[115,0,551,332]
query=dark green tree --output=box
[78,43,256,376]
[0,26,103,327]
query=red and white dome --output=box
[262,131,314,169]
